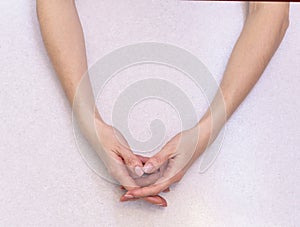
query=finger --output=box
[107,153,140,190]
[126,159,182,197]
[119,168,161,187]
[162,187,170,193]
[112,169,139,190]
[127,181,169,197]
[119,185,169,193]
[125,176,171,198]
[158,159,169,177]
[111,155,167,206]
[120,194,167,207]
[121,149,144,177]
[134,171,161,187]
[134,159,168,187]
[142,195,167,207]
[142,149,170,174]
[120,195,139,202]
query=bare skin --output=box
[36,0,167,206]
[124,2,289,202]
[37,1,289,207]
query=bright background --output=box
[1,1,299,226]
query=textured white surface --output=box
[1,0,300,226]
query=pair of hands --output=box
[95,118,211,207]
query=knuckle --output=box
[151,155,162,166]
[124,156,138,167]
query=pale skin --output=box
[37,1,289,207]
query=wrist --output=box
[197,111,213,137]
[198,104,227,140]
[194,118,212,155]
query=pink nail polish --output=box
[135,166,144,177]
[143,163,154,173]
[124,194,134,199]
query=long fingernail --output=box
[143,163,154,173]
[124,194,134,198]
[135,166,144,177]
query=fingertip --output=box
[120,193,128,202]
[124,194,134,199]
[124,191,134,197]
[143,163,154,174]
[120,195,126,202]
[159,196,168,207]
[134,166,144,177]
[143,195,168,207]
[157,199,168,207]
[159,203,167,207]
[120,194,139,202]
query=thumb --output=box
[142,148,171,174]
[121,148,144,177]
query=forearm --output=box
[37,0,106,144]
[37,0,101,121]
[201,2,289,139]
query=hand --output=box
[94,119,168,206]
[124,122,211,199]
[95,120,143,181]
[119,154,170,207]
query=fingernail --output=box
[143,163,154,173]
[135,166,144,177]
[157,203,166,207]
[124,194,134,199]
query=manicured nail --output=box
[124,194,134,198]
[135,166,144,177]
[143,163,154,173]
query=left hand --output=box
[123,122,212,201]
